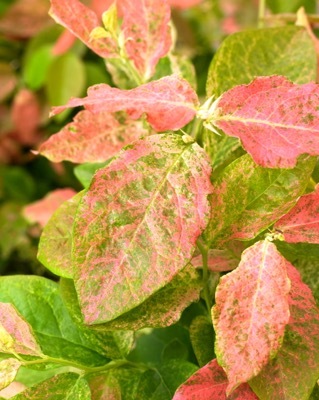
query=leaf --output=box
[23,188,77,228]
[274,185,319,244]
[156,359,198,395]
[105,41,196,91]
[87,368,171,400]
[50,75,199,132]
[12,373,91,400]
[49,0,118,58]
[274,240,319,262]
[118,0,171,80]
[206,26,317,97]
[98,344,195,397]
[212,240,291,393]
[0,203,29,259]
[0,165,36,203]
[0,359,21,391]
[88,374,121,400]
[11,89,41,146]
[23,45,54,90]
[310,383,319,400]
[85,60,112,88]
[90,335,197,399]
[15,365,73,389]
[203,154,315,247]
[104,263,201,329]
[0,0,52,38]
[59,282,135,359]
[52,30,76,56]
[104,58,139,90]
[46,52,86,110]
[292,258,319,304]
[189,316,215,367]
[275,241,319,303]
[172,359,258,400]
[296,7,319,82]
[0,62,17,102]
[162,339,188,362]
[208,75,319,168]
[72,133,212,324]
[152,54,197,91]
[60,264,202,331]
[201,128,241,172]
[250,262,319,400]
[0,276,126,366]
[87,371,137,400]
[169,0,202,8]
[0,303,42,356]
[127,324,192,365]
[133,370,172,400]
[267,0,316,13]
[191,249,239,272]
[37,191,84,279]
[38,111,152,163]
[74,161,111,188]
[0,381,26,399]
